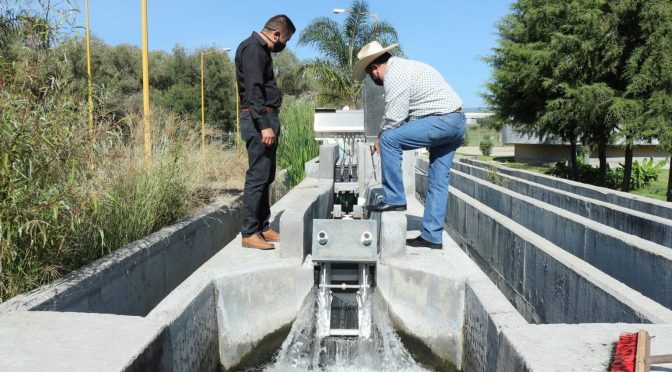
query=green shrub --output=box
[277,98,320,186]
[621,158,666,190]
[546,157,666,191]
[0,4,247,302]
[479,135,493,156]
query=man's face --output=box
[268,28,292,53]
[366,64,383,86]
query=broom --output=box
[610,330,672,372]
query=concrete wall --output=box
[378,264,466,367]
[272,144,336,259]
[462,281,528,372]
[452,160,672,248]
[459,157,672,220]
[416,162,672,324]
[375,210,529,372]
[0,311,171,372]
[510,143,669,166]
[147,280,220,371]
[0,200,242,316]
[215,263,313,368]
[497,324,672,372]
[449,167,672,309]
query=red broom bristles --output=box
[611,332,638,372]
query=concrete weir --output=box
[1,140,672,371]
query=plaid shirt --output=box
[381,57,463,131]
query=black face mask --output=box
[272,39,286,53]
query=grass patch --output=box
[0,101,246,302]
[631,168,669,201]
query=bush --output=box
[0,3,247,302]
[479,135,493,157]
[546,157,666,191]
[277,98,320,186]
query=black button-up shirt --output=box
[235,32,282,129]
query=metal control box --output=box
[312,219,378,264]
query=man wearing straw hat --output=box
[353,41,466,249]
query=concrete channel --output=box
[0,143,670,371]
[2,97,672,370]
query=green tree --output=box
[273,49,313,99]
[297,0,401,108]
[485,1,582,178]
[625,0,672,200]
[486,0,634,186]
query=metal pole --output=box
[85,0,94,134]
[200,52,206,151]
[141,0,151,161]
[235,80,240,150]
[372,13,378,40]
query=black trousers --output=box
[240,111,280,236]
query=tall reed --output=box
[277,98,320,186]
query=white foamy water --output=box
[264,289,429,372]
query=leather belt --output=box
[452,107,463,113]
[241,106,278,113]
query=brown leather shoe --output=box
[261,228,280,242]
[242,233,274,250]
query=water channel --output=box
[232,289,459,372]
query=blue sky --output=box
[73,1,513,108]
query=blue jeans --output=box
[379,112,466,244]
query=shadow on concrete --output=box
[406,214,423,231]
[270,210,284,232]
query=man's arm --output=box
[381,71,411,131]
[241,45,270,130]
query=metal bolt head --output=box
[318,231,328,245]
[361,231,372,246]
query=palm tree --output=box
[297,0,401,108]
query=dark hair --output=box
[371,52,392,66]
[264,15,296,35]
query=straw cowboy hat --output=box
[353,41,399,81]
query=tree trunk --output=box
[570,139,579,181]
[667,160,672,202]
[621,144,633,192]
[598,143,607,187]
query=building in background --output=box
[502,125,669,168]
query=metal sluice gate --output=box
[312,219,378,338]
[311,102,382,339]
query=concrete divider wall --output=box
[497,324,672,372]
[459,157,672,220]
[0,200,242,316]
[449,168,672,309]
[377,264,465,367]
[415,163,672,324]
[444,186,672,324]
[0,311,172,372]
[147,280,219,371]
[215,264,313,369]
[275,144,336,259]
[452,160,672,248]
[275,177,333,259]
[463,281,528,372]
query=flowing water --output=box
[263,289,431,372]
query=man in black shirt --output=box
[236,15,296,249]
